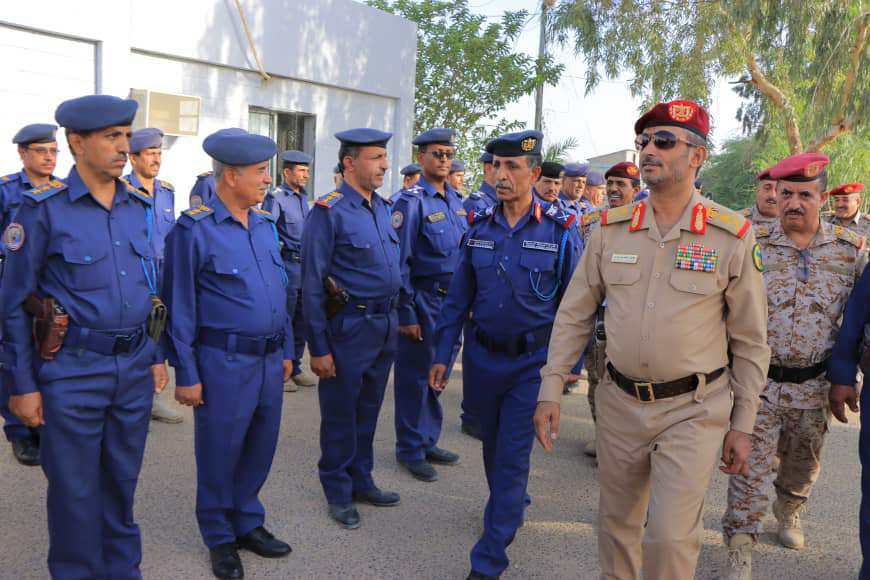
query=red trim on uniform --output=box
[467,209,475,225]
[628,202,645,232]
[564,213,576,229]
[533,201,541,223]
[601,209,609,226]
[736,219,751,239]
[690,202,707,235]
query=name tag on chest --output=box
[522,240,558,253]
[467,238,495,250]
[611,253,638,264]
[427,211,446,223]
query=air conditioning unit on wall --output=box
[129,89,201,136]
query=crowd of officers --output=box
[0,93,867,580]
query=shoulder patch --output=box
[23,179,67,202]
[198,171,213,178]
[182,204,214,222]
[121,178,153,205]
[754,223,771,238]
[541,202,576,230]
[601,202,636,226]
[158,179,175,192]
[833,225,865,249]
[315,191,344,208]
[706,204,751,239]
[252,207,276,221]
[469,205,496,225]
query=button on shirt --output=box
[463,181,498,215]
[301,181,402,357]
[0,170,57,254]
[161,196,292,386]
[1,167,159,394]
[262,183,310,289]
[125,172,176,260]
[828,264,870,384]
[393,175,468,325]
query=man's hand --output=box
[398,324,423,342]
[719,429,751,476]
[830,384,859,424]
[151,363,169,394]
[9,392,44,427]
[429,364,448,391]
[176,384,204,407]
[283,360,294,383]
[311,354,336,379]
[534,401,560,451]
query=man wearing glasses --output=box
[0,123,60,466]
[721,153,868,579]
[535,100,770,579]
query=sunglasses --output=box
[429,150,455,161]
[635,130,702,151]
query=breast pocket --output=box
[206,255,251,294]
[518,250,557,295]
[423,222,459,254]
[346,232,379,267]
[669,268,720,295]
[59,241,110,291]
[471,249,498,293]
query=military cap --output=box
[769,152,829,182]
[450,159,466,173]
[55,95,138,131]
[634,99,710,140]
[129,128,164,153]
[478,151,493,164]
[400,163,421,176]
[412,128,455,147]
[756,167,774,181]
[485,130,543,157]
[203,128,277,166]
[12,123,58,145]
[605,161,641,181]
[586,171,605,186]
[335,128,392,148]
[281,150,313,165]
[828,182,864,196]
[540,161,564,179]
[563,162,588,177]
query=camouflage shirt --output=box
[740,205,779,229]
[758,220,868,408]
[824,210,870,240]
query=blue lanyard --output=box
[529,228,570,301]
[139,205,158,295]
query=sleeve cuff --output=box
[309,332,331,358]
[10,374,37,395]
[399,305,418,326]
[174,365,200,387]
[730,400,758,434]
[827,366,859,386]
[537,375,564,404]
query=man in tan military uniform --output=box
[741,167,779,228]
[534,100,770,580]
[825,182,870,239]
[721,154,868,579]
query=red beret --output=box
[768,152,829,181]
[634,100,710,139]
[605,161,641,181]
[828,182,864,196]
[756,167,774,181]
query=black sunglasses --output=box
[635,130,702,151]
[429,150,455,161]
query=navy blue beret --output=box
[478,151,493,164]
[586,171,605,186]
[55,95,138,131]
[281,150,313,165]
[450,159,466,173]
[412,128,455,147]
[130,128,164,153]
[485,130,543,157]
[563,162,588,177]
[540,162,564,178]
[203,128,277,166]
[13,123,58,145]
[335,128,392,147]
[400,163,421,176]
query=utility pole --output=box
[534,0,555,131]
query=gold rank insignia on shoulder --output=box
[601,203,633,226]
[581,211,601,227]
[427,211,446,223]
[833,224,865,249]
[706,205,751,239]
[185,204,212,216]
[316,190,343,208]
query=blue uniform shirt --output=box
[559,192,585,218]
[463,181,498,215]
[301,181,402,357]
[433,200,582,365]
[124,172,176,260]
[392,175,468,325]
[1,167,160,394]
[262,183,310,289]
[828,265,870,384]
[161,196,292,387]
[0,171,58,253]
[189,172,216,208]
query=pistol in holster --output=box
[24,293,69,361]
[324,275,349,320]
[147,295,168,342]
[594,306,606,342]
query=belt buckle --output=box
[355,304,367,311]
[437,287,448,296]
[114,333,135,354]
[634,382,655,403]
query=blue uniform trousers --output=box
[193,345,284,549]
[394,288,460,461]
[287,286,307,373]
[39,335,155,580]
[861,385,870,580]
[318,310,397,505]
[464,334,545,577]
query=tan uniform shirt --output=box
[741,205,778,229]
[540,191,771,433]
[758,220,868,409]
[824,210,870,240]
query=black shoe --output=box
[399,459,438,482]
[352,486,401,507]
[328,504,361,529]
[209,543,243,579]
[237,526,291,558]
[467,571,499,580]
[426,446,460,465]
[11,437,40,466]
[461,422,482,441]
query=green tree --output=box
[543,136,579,163]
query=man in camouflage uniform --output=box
[722,153,869,579]
[741,167,779,229]
[825,182,870,240]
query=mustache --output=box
[113,154,128,163]
[785,208,805,216]
[641,156,662,167]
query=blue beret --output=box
[13,123,58,145]
[478,151,493,164]
[400,163,421,176]
[485,130,543,157]
[281,150,313,165]
[335,128,392,147]
[129,128,164,153]
[450,159,466,173]
[563,162,587,177]
[412,128,455,147]
[586,171,605,186]
[203,128,277,166]
[55,95,138,131]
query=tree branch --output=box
[833,12,868,127]
[807,113,856,152]
[745,54,803,153]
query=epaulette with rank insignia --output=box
[198,171,213,178]
[315,190,344,208]
[469,191,483,199]
[706,204,751,239]
[740,207,752,217]
[468,205,495,225]
[1,173,19,183]
[754,223,771,238]
[180,204,214,225]
[600,202,636,226]
[581,210,602,228]
[159,179,175,192]
[121,178,153,205]
[542,201,576,229]
[833,225,865,249]
[24,179,67,203]
[252,207,277,221]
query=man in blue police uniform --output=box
[262,150,318,392]
[583,170,606,210]
[163,129,293,579]
[392,128,467,482]
[559,161,586,217]
[535,161,565,204]
[429,130,582,580]
[302,128,403,530]
[829,265,870,578]
[0,123,59,465]
[2,94,169,579]
[125,127,184,425]
[449,158,466,194]
[390,163,423,203]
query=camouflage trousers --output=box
[721,397,830,541]
[586,338,606,423]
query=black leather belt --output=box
[281,248,301,263]
[767,358,829,384]
[345,296,398,315]
[65,324,146,356]
[607,363,726,403]
[198,329,284,355]
[473,323,551,357]
[413,276,452,297]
